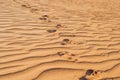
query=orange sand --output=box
[0,0,120,80]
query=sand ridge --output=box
[0,0,120,80]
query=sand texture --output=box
[0,0,120,80]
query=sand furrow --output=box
[0,0,120,80]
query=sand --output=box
[0,0,120,80]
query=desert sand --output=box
[0,0,120,80]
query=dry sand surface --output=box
[0,0,120,80]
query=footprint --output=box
[61,38,70,45]
[39,15,49,20]
[47,29,57,33]
[74,59,78,62]
[86,70,102,80]
[39,17,47,20]
[57,52,65,56]
[85,69,94,76]
[63,39,70,42]
[70,54,76,56]
[67,53,79,62]
[92,70,102,76]
[67,57,78,62]
[21,4,31,8]
[31,8,39,13]
[78,69,95,80]
[79,76,87,80]
[57,51,68,57]
[57,51,78,62]
[68,57,72,60]
[56,24,62,28]
[42,15,49,18]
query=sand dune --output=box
[0,0,120,80]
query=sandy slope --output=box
[0,0,120,80]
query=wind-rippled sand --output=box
[0,0,120,80]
